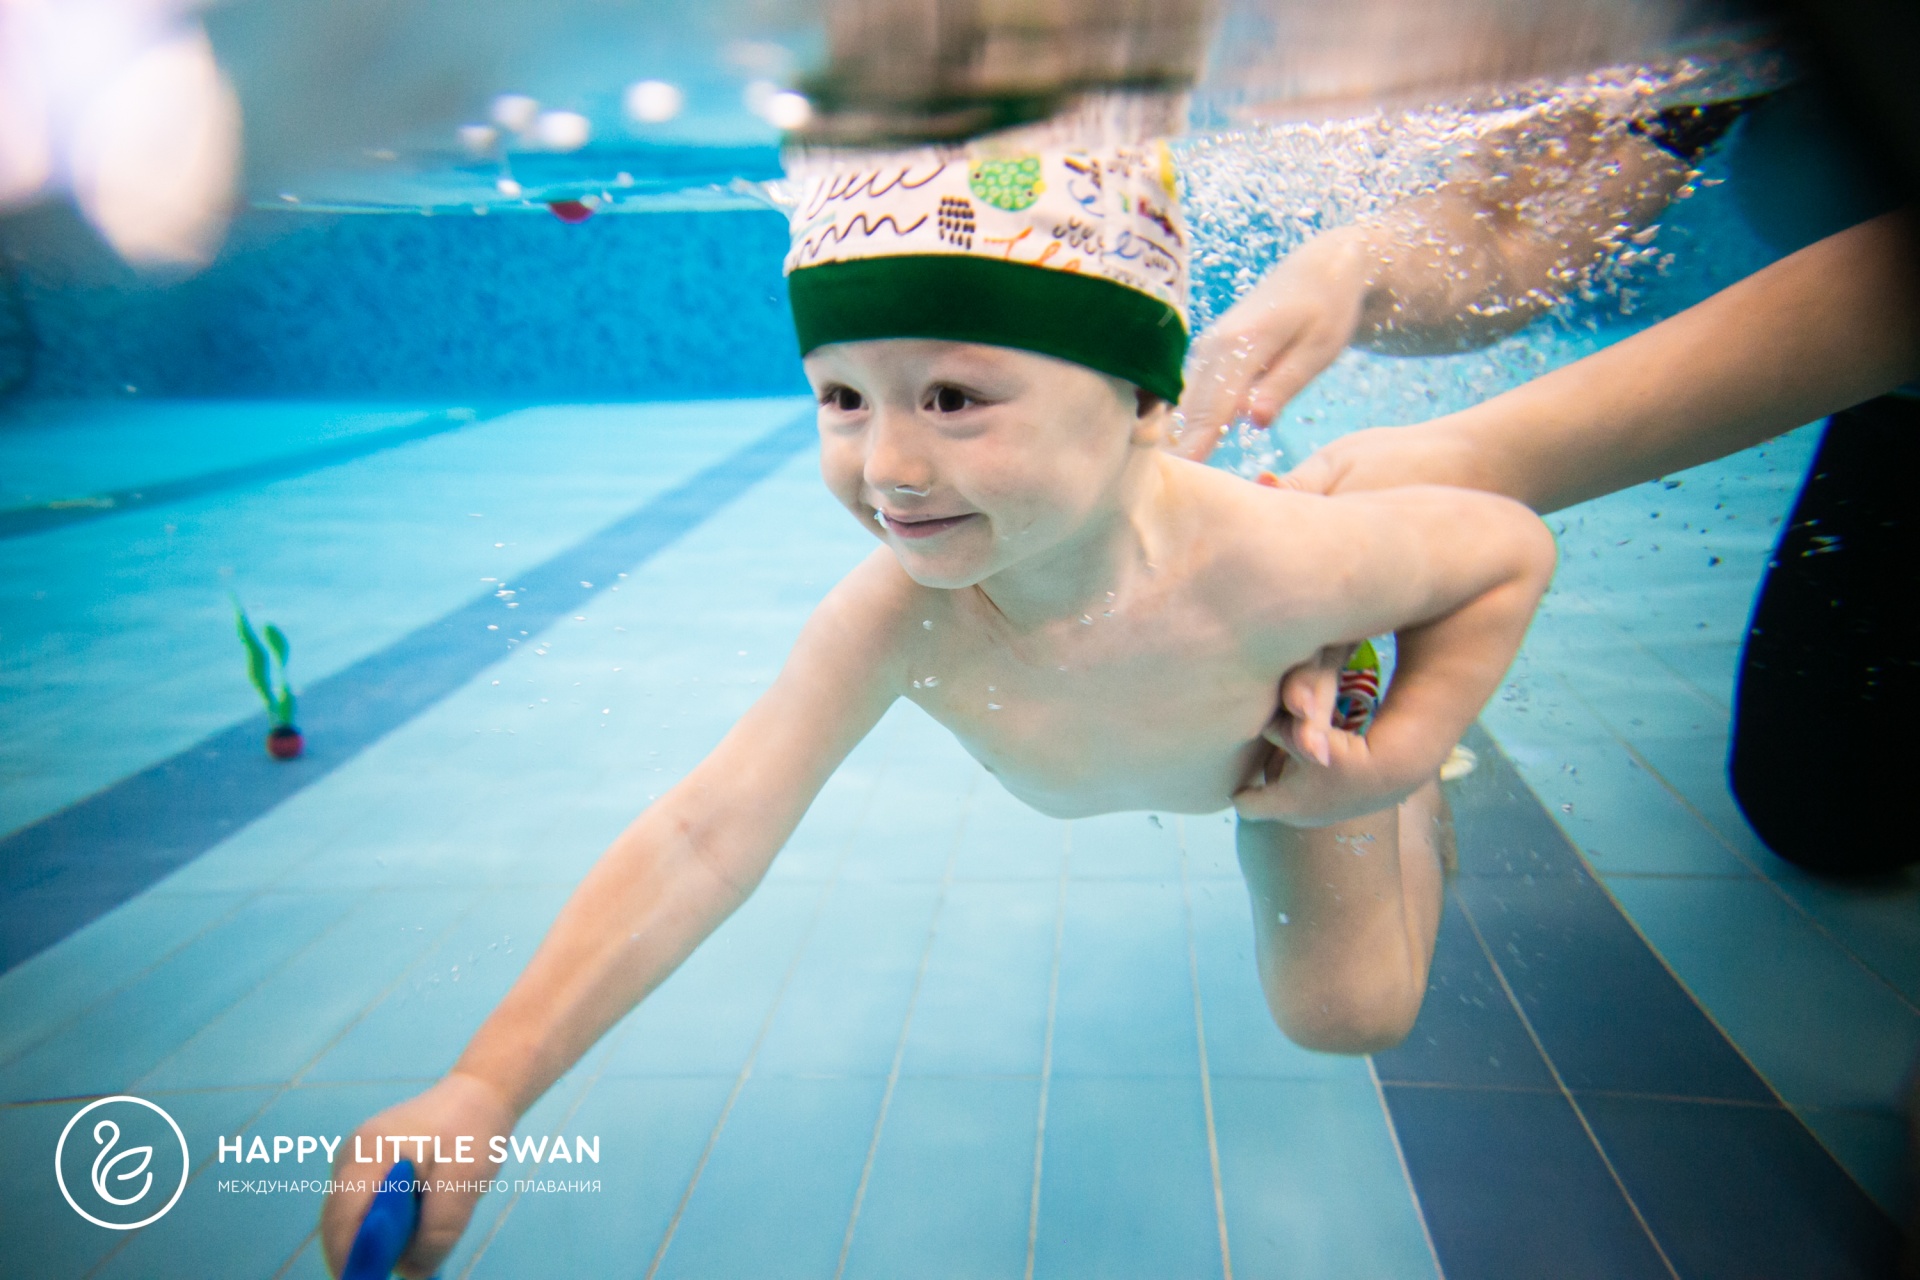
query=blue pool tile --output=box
[1210,1077,1439,1280]
[1371,895,1556,1092]
[1796,1105,1914,1219]
[1380,1084,1670,1280]
[1050,880,1202,1078]
[97,1080,419,1279]
[0,890,362,1102]
[1184,875,1372,1082]
[1181,811,1241,881]
[0,888,246,1063]
[1455,873,1771,1101]
[840,780,972,883]
[0,408,815,970]
[301,885,573,1085]
[1499,735,1754,878]
[466,1076,736,1278]
[841,1076,1041,1279]
[1762,864,1920,1009]
[136,887,484,1091]
[0,1085,282,1278]
[753,879,942,1078]
[656,1075,887,1279]
[0,1099,160,1277]
[899,879,1059,1077]
[1604,875,1920,1113]
[1576,1093,1901,1279]
[433,1060,618,1279]
[1031,1077,1224,1279]
[601,881,822,1078]
[949,783,1068,882]
[1068,811,1185,881]
[1447,725,1589,879]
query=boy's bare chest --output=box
[904,613,1284,817]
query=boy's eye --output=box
[927,385,974,414]
[822,386,865,413]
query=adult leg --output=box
[1237,780,1452,1054]
[1730,395,1920,876]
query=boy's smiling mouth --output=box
[878,510,980,539]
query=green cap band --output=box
[788,254,1187,403]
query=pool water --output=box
[2,71,1914,1279]
[0,380,1911,1276]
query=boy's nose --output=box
[862,412,934,498]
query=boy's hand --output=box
[1259,644,1351,769]
[1234,725,1406,828]
[321,1073,516,1279]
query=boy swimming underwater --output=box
[323,142,1555,1275]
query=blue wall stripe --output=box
[0,406,503,540]
[1375,724,1901,1279]
[0,411,814,971]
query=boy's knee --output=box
[1263,973,1423,1056]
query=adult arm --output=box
[1281,210,1920,511]
[1175,106,1688,459]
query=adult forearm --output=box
[1439,211,1919,513]
[1352,122,1685,356]
[451,805,750,1116]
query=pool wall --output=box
[0,205,805,401]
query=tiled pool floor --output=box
[0,399,1909,1277]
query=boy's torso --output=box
[889,466,1341,818]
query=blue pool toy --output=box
[342,1160,433,1280]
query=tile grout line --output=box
[1023,822,1071,1280]
[85,889,499,1279]
[1176,818,1233,1280]
[1525,594,1919,1013]
[454,961,656,1280]
[1364,1059,1445,1279]
[832,770,980,1279]
[633,717,897,1280]
[1543,668,1920,1019]
[1476,720,1907,1214]
[0,413,813,1063]
[1453,891,1683,1280]
[269,1227,322,1279]
[0,799,381,1076]
[1554,582,1736,717]
[0,408,817,975]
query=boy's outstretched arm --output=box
[1236,486,1556,826]
[319,554,911,1279]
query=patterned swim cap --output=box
[783,141,1190,402]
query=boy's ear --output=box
[1132,387,1172,447]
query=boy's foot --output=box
[1440,743,1478,782]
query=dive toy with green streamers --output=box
[233,599,302,759]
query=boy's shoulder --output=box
[1168,458,1368,594]
[1164,460,1458,656]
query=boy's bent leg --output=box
[1236,780,1451,1054]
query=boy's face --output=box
[806,340,1163,589]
